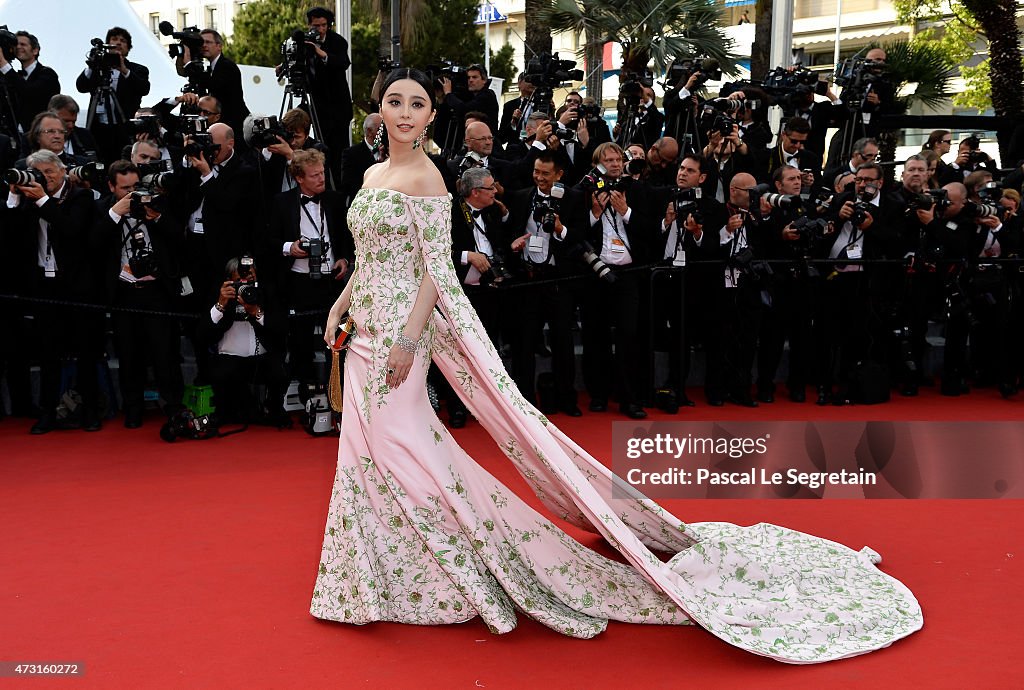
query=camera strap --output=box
[460,201,490,256]
[300,200,328,244]
[601,204,632,255]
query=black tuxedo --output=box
[450,198,507,284]
[767,145,823,181]
[66,126,99,162]
[498,95,529,146]
[445,154,515,194]
[5,62,60,132]
[206,55,250,135]
[306,31,352,153]
[339,140,376,203]
[177,151,258,294]
[628,104,665,149]
[75,61,151,125]
[254,138,326,204]
[76,60,152,163]
[265,188,354,285]
[441,86,500,153]
[91,196,185,416]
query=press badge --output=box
[610,238,627,255]
[846,244,863,260]
[528,234,546,260]
[672,247,687,267]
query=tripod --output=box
[280,78,334,189]
[85,66,125,128]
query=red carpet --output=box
[2,387,1021,689]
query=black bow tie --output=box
[470,208,482,218]
[787,154,799,164]
[301,194,322,205]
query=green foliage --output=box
[875,40,955,112]
[399,0,485,71]
[891,0,1013,112]
[224,0,309,67]
[489,43,519,94]
[540,0,737,78]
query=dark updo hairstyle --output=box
[380,68,437,112]
[377,68,437,156]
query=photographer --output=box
[654,153,728,409]
[644,136,678,188]
[447,120,513,191]
[767,117,822,196]
[440,64,499,153]
[91,160,184,428]
[576,142,651,418]
[75,27,151,164]
[293,7,353,181]
[255,108,325,198]
[48,95,98,163]
[178,29,249,138]
[498,74,536,146]
[504,150,586,415]
[0,31,60,133]
[816,161,898,404]
[755,166,822,403]
[662,61,716,145]
[17,111,86,168]
[938,135,1000,186]
[504,112,572,190]
[202,256,290,426]
[177,122,257,333]
[4,149,101,433]
[822,137,878,196]
[266,148,353,396]
[339,113,381,204]
[701,120,757,203]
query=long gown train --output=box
[310,189,923,663]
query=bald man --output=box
[646,136,679,187]
[446,120,512,191]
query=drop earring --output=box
[413,128,427,150]
[372,125,384,153]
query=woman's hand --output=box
[386,344,415,388]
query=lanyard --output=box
[300,201,326,241]
[461,202,488,255]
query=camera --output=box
[532,200,558,234]
[0,25,16,62]
[833,56,885,109]
[127,115,162,138]
[760,65,827,113]
[483,251,513,287]
[280,29,319,93]
[577,103,602,124]
[129,189,161,220]
[977,181,1001,203]
[378,54,400,72]
[230,278,263,305]
[68,161,107,187]
[298,237,330,280]
[581,166,627,195]
[426,59,471,96]
[570,240,616,283]
[967,149,989,166]
[748,183,799,211]
[246,115,292,149]
[183,118,219,160]
[671,186,703,222]
[963,200,1002,219]
[160,407,216,442]
[157,21,207,97]
[127,228,158,278]
[522,52,584,111]
[458,151,486,173]
[791,216,829,241]
[85,38,121,72]
[547,120,576,142]
[4,168,46,187]
[624,150,646,177]
[180,115,209,136]
[666,57,722,89]
[137,159,175,190]
[701,108,736,139]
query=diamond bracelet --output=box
[395,332,420,354]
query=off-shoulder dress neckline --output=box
[360,187,452,200]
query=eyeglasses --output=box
[941,139,952,144]
[854,177,880,184]
[199,109,217,116]
[39,128,66,136]
[474,185,497,192]
[468,136,493,141]
[856,151,880,160]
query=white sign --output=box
[475,3,508,24]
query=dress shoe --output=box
[728,394,758,408]
[449,409,467,428]
[588,399,608,413]
[30,415,56,435]
[788,388,806,403]
[756,390,775,404]
[706,397,724,407]
[679,394,696,407]
[815,386,831,406]
[124,408,144,429]
[82,414,102,432]
[620,403,647,419]
[559,405,583,417]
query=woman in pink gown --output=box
[310,69,922,663]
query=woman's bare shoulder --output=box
[361,162,388,187]
[384,161,449,198]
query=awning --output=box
[725,0,755,6]
[795,26,909,48]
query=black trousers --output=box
[705,283,763,401]
[31,274,104,417]
[512,274,581,408]
[816,271,870,390]
[581,269,644,407]
[0,299,33,415]
[112,281,184,415]
[286,271,343,387]
[757,273,816,394]
[209,352,289,421]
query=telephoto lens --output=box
[3,168,46,186]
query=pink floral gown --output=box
[310,189,923,663]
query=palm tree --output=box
[354,0,429,59]
[870,40,955,175]
[525,0,553,60]
[540,0,737,102]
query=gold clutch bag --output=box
[329,316,357,413]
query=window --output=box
[206,6,219,30]
[149,13,161,36]
[178,10,190,29]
